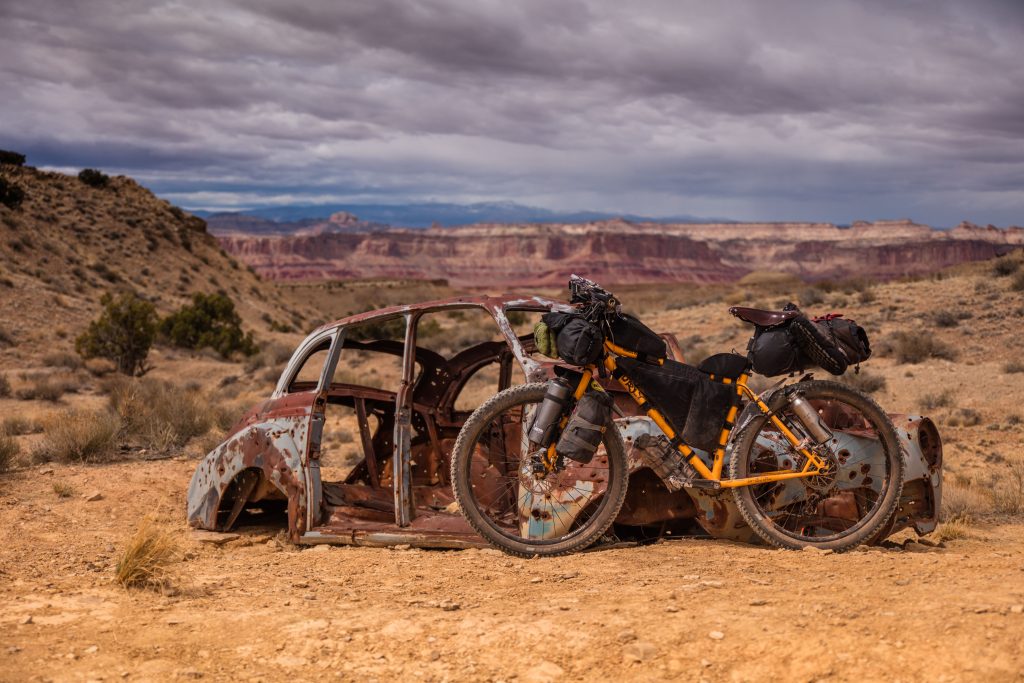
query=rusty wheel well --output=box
[216,468,286,531]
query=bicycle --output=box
[450,276,905,557]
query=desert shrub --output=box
[42,351,83,369]
[841,370,887,394]
[38,409,121,463]
[889,332,958,364]
[76,291,158,376]
[243,341,293,373]
[946,407,982,428]
[0,433,19,472]
[346,316,406,342]
[799,288,825,306]
[0,373,10,397]
[919,388,955,411]
[506,311,528,327]
[160,292,257,358]
[116,516,179,591]
[89,262,121,283]
[78,168,110,188]
[108,377,212,450]
[937,311,958,329]
[1003,361,1024,374]
[0,149,26,166]
[84,358,116,377]
[941,479,990,522]
[15,374,77,402]
[1011,271,1024,293]
[993,255,1020,277]
[2,415,38,436]
[0,177,25,209]
[52,481,76,498]
[992,455,1024,515]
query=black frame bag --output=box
[616,357,736,453]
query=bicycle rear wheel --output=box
[450,383,628,557]
[729,380,905,551]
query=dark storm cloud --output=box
[1,0,1022,224]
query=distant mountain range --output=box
[192,201,727,229]
[214,216,1024,287]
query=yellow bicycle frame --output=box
[545,340,826,488]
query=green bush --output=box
[0,149,26,166]
[76,291,158,376]
[78,168,110,188]
[160,292,257,358]
[0,177,25,209]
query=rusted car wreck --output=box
[187,295,943,548]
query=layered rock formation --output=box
[215,217,1024,287]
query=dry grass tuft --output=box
[941,479,991,522]
[919,388,956,411]
[107,377,212,451]
[2,415,39,436]
[52,481,76,498]
[38,409,121,463]
[115,516,180,590]
[0,432,20,472]
[992,455,1024,515]
[841,370,887,394]
[933,518,972,542]
[887,332,958,364]
[0,373,10,398]
[15,373,80,402]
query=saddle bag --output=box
[616,357,736,453]
[555,390,614,463]
[747,313,871,377]
[748,326,799,377]
[817,315,871,365]
[541,311,605,366]
[609,313,667,363]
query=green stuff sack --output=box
[534,321,558,358]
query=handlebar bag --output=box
[616,357,735,453]
[542,312,605,366]
[609,313,667,363]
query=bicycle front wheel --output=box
[729,380,905,552]
[450,383,628,558]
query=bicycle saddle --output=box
[729,306,801,328]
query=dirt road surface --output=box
[2,460,1023,683]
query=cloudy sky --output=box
[2,0,1023,225]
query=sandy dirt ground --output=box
[1,459,1023,683]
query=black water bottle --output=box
[527,378,572,446]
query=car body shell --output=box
[186,294,942,547]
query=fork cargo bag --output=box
[555,390,614,463]
[616,357,735,453]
